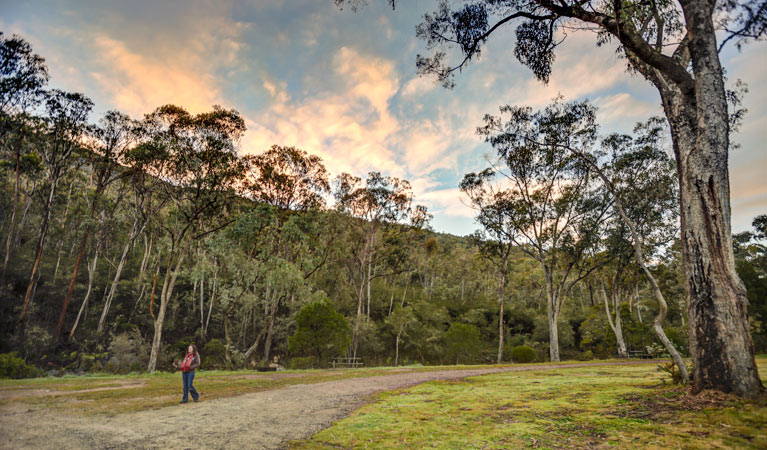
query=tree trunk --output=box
[14,178,36,247]
[395,328,402,366]
[69,246,99,339]
[243,327,266,366]
[57,229,89,339]
[263,294,279,364]
[497,265,507,364]
[18,172,59,325]
[147,248,186,372]
[199,269,205,337]
[204,270,217,336]
[602,284,627,358]
[544,271,560,362]
[1,144,23,279]
[98,218,142,333]
[224,306,233,367]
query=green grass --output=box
[288,358,767,450]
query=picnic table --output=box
[627,349,653,359]
[331,356,363,368]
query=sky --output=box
[1,0,765,236]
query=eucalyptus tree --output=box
[243,145,330,212]
[462,101,609,361]
[546,102,688,381]
[57,110,137,339]
[465,217,515,363]
[137,104,246,372]
[384,304,417,366]
[18,90,93,326]
[241,145,334,362]
[333,172,425,354]
[341,0,765,396]
[0,33,49,278]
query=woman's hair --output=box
[189,344,199,356]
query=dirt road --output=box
[0,361,659,449]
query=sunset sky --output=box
[2,0,765,236]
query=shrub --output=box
[656,361,693,385]
[202,339,227,369]
[0,353,42,379]
[445,323,482,364]
[288,300,350,365]
[107,330,149,373]
[510,345,536,363]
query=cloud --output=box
[89,34,223,116]
[416,188,476,219]
[242,47,403,178]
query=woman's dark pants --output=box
[182,370,199,402]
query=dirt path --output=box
[0,361,659,450]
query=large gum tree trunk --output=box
[659,0,762,397]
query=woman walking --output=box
[180,344,201,403]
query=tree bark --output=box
[670,1,761,396]
[544,270,560,362]
[147,248,186,372]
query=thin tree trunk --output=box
[2,145,22,279]
[98,218,142,333]
[18,172,59,325]
[544,271,560,362]
[224,306,233,367]
[205,269,217,335]
[243,327,266,366]
[199,269,205,337]
[14,179,36,247]
[263,294,279,364]
[497,265,507,364]
[395,328,402,366]
[69,246,100,339]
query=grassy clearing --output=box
[0,362,534,415]
[289,358,767,450]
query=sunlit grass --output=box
[288,358,767,449]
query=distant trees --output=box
[0,33,49,279]
[463,100,609,362]
[18,90,93,326]
[334,172,427,354]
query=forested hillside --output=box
[1,32,765,374]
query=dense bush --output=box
[107,330,149,373]
[0,353,42,379]
[202,339,227,369]
[510,345,536,363]
[288,299,350,365]
[445,323,482,364]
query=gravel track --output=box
[0,361,659,449]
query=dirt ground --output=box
[0,361,658,450]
